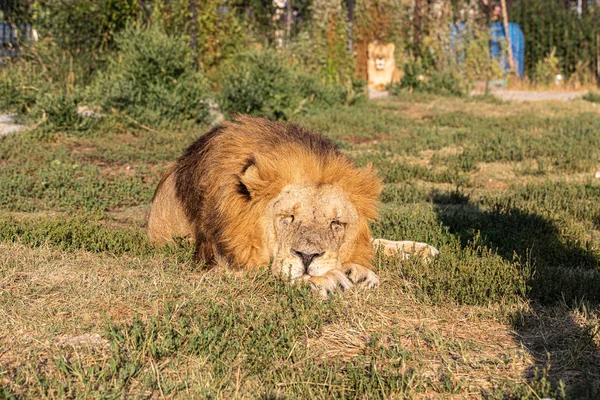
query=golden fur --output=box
[367,42,404,91]
[148,116,438,295]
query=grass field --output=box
[1,94,599,398]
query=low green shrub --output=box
[0,214,193,262]
[32,0,143,56]
[0,40,61,116]
[582,91,600,103]
[0,66,43,115]
[31,90,96,133]
[86,23,211,126]
[390,60,468,97]
[218,49,364,120]
[534,48,561,86]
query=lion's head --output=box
[230,137,382,279]
[368,42,395,71]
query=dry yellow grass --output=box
[2,241,596,398]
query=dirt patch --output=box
[69,144,98,155]
[420,146,463,161]
[340,135,386,145]
[106,205,149,228]
[98,163,138,177]
[0,114,26,136]
[54,333,109,349]
[492,90,585,102]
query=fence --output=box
[511,0,600,82]
[0,0,31,56]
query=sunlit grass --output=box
[1,95,599,398]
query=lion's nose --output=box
[292,249,324,270]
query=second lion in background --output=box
[367,42,404,91]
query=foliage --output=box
[390,58,469,97]
[153,0,249,70]
[582,91,600,104]
[0,40,97,132]
[298,0,355,83]
[86,23,211,126]
[390,24,502,97]
[512,0,600,81]
[0,61,48,116]
[31,0,144,53]
[353,0,411,47]
[218,49,364,120]
[533,48,561,86]
[463,30,504,82]
[569,60,597,89]
[28,0,144,78]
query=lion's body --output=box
[148,116,381,270]
[367,43,403,91]
[148,116,439,295]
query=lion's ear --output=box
[238,164,268,199]
[386,43,395,56]
[367,42,375,56]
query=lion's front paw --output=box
[344,263,380,289]
[308,270,354,297]
[372,239,440,262]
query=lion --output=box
[147,116,438,296]
[367,42,404,91]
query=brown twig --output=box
[111,108,161,135]
[31,110,47,130]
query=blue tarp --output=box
[448,22,525,79]
[489,22,525,78]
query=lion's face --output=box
[263,184,360,280]
[368,43,395,71]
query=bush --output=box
[0,65,45,115]
[32,0,143,54]
[31,90,99,133]
[534,48,561,86]
[390,59,468,97]
[217,49,364,120]
[0,41,95,133]
[512,0,600,81]
[582,92,600,104]
[0,38,73,116]
[86,23,211,126]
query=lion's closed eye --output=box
[330,220,346,234]
[279,215,294,227]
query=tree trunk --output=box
[346,0,355,54]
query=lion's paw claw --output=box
[345,263,380,289]
[309,270,354,297]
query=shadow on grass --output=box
[431,191,600,398]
